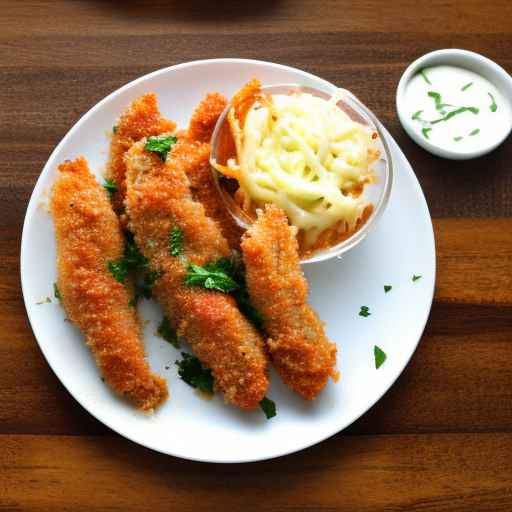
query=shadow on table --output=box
[92,0,284,22]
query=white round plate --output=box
[21,59,436,463]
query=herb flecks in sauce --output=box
[469,128,480,136]
[427,91,452,114]
[488,92,498,112]
[453,136,463,142]
[461,82,473,91]
[431,106,479,124]
[422,127,432,139]
[419,69,432,85]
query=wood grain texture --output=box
[2,434,512,511]
[1,1,512,510]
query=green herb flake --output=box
[431,106,479,125]
[427,91,453,113]
[461,82,473,91]
[359,306,371,318]
[144,135,177,162]
[157,316,179,348]
[412,110,424,121]
[374,345,387,369]
[419,69,431,85]
[259,397,277,420]
[112,125,118,134]
[453,136,463,142]
[123,232,149,269]
[169,226,183,257]
[185,260,239,293]
[103,179,117,199]
[175,352,214,394]
[384,285,392,293]
[128,297,136,308]
[412,274,422,282]
[134,269,163,302]
[422,127,432,139]
[469,128,480,136]
[488,92,497,112]
[53,282,62,301]
[107,260,128,283]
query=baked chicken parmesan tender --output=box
[124,139,269,410]
[51,157,168,411]
[241,205,338,400]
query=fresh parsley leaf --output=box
[169,226,183,257]
[185,261,239,293]
[157,316,179,348]
[384,285,392,293]
[259,397,277,419]
[112,125,118,134]
[53,282,62,301]
[103,179,117,199]
[374,345,387,369]
[175,352,213,394]
[359,306,371,317]
[412,274,422,282]
[134,269,163,302]
[123,231,149,269]
[108,259,128,283]
[144,135,177,162]
[233,288,265,330]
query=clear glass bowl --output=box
[210,84,393,264]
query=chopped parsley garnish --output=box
[53,283,62,301]
[175,352,213,394]
[359,306,371,317]
[233,287,265,330]
[133,269,163,303]
[488,92,497,112]
[374,345,387,369]
[157,316,179,348]
[431,106,479,124]
[108,259,129,283]
[384,285,392,293]
[185,260,239,293]
[421,127,432,139]
[419,69,431,85]
[169,226,183,257]
[461,82,473,91]
[112,125,118,134]
[144,135,177,162]
[123,232,149,269]
[453,136,463,142]
[469,128,480,136]
[259,397,277,419]
[412,274,422,282]
[102,179,117,199]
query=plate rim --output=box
[20,58,436,463]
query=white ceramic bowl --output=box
[211,84,393,264]
[396,49,512,160]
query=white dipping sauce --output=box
[404,65,512,153]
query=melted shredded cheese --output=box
[215,90,377,247]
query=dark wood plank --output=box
[2,219,511,436]
[2,433,512,511]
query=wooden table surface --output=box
[2,1,512,510]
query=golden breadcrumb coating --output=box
[171,92,243,249]
[124,140,269,410]
[51,157,168,411]
[107,93,176,218]
[241,205,338,400]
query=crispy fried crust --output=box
[51,157,168,411]
[124,141,269,410]
[241,205,338,400]
[171,93,243,249]
[107,93,176,217]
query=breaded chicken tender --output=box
[241,205,338,400]
[107,93,176,218]
[51,157,168,411]
[124,141,268,410]
[171,93,243,249]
